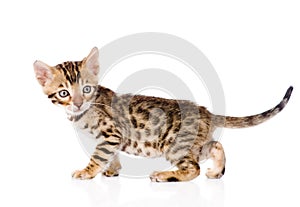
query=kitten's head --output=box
[34,47,99,116]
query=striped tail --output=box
[213,86,293,128]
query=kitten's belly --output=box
[121,138,162,158]
[74,115,164,158]
[74,123,162,158]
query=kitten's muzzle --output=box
[66,102,91,116]
[73,101,83,109]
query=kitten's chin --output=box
[66,109,86,117]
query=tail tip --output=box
[284,86,293,101]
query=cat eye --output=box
[83,86,92,94]
[58,90,70,98]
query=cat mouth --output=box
[66,103,91,116]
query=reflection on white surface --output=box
[72,176,224,207]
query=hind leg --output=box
[200,141,226,179]
[150,157,200,182]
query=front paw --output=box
[103,170,119,177]
[72,169,96,180]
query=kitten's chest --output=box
[72,109,108,143]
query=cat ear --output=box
[84,47,99,76]
[33,60,53,86]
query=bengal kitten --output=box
[34,47,293,182]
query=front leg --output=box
[72,158,101,179]
[73,132,121,180]
[103,155,121,177]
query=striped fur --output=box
[34,47,293,182]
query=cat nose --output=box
[73,101,83,109]
[72,94,83,109]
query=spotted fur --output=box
[34,47,293,182]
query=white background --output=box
[0,0,299,207]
